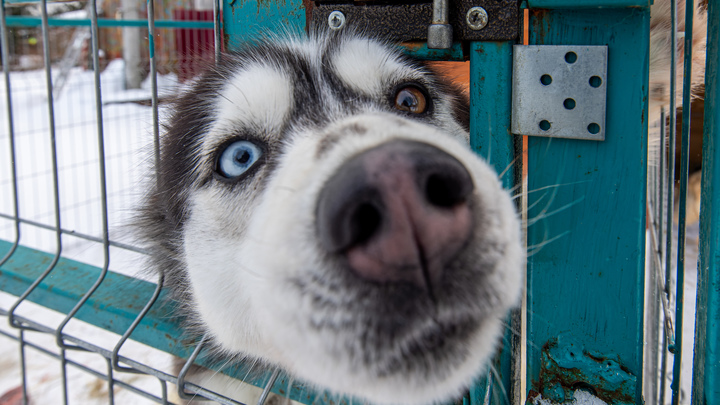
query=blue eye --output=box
[216,140,263,179]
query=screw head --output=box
[466,7,488,30]
[328,11,346,30]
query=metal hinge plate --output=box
[511,45,608,141]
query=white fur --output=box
[242,115,523,404]
[214,63,294,137]
[182,114,522,405]
[332,38,421,97]
[162,32,524,405]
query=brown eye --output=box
[394,86,427,114]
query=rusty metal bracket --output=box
[309,1,518,44]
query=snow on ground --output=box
[530,389,608,405]
[0,60,185,404]
[56,9,89,20]
[0,59,177,272]
[0,291,181,404]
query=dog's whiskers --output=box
[526,230,570,257]
[196,355,239,401]
[486,363,510,405]
[497,154,520,181]
[496,317,541,352]
[512,180,590,201]
[524,196,585,227]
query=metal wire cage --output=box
[0,0,718,404]
[643,0,719,401]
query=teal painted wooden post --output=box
[470,41,517,188]
[691,0,720,401]
[222,0,305,50]
[469,41,519,404]
[525,7,648,403]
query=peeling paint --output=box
[537,335,636,404]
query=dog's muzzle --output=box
[316,139,474,293]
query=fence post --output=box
[691,0,720,401]
[221,0,304,51]
[469,40,520,405]
[525,4,650,403]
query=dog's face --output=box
[142,32,524,405]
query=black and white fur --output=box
[138,0,711,400]
[139,31,524,405]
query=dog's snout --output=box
[316,140,474,290]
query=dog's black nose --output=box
[315,140,474,290]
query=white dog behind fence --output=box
[136,30,524,405]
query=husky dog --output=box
[139,0,708,402]
[138,31,524,405]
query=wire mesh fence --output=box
[642,1,712,403]
[0,0,244,403]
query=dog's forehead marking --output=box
[214,62,294,138]
[331,38,412,96]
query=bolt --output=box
[466,7,488,30]
[328,11,346,30]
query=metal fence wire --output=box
[0,0,718,404]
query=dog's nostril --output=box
[317,139,475,288]
[317,168,386,253]
[425,172,470,208]
[349,202,382,247]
